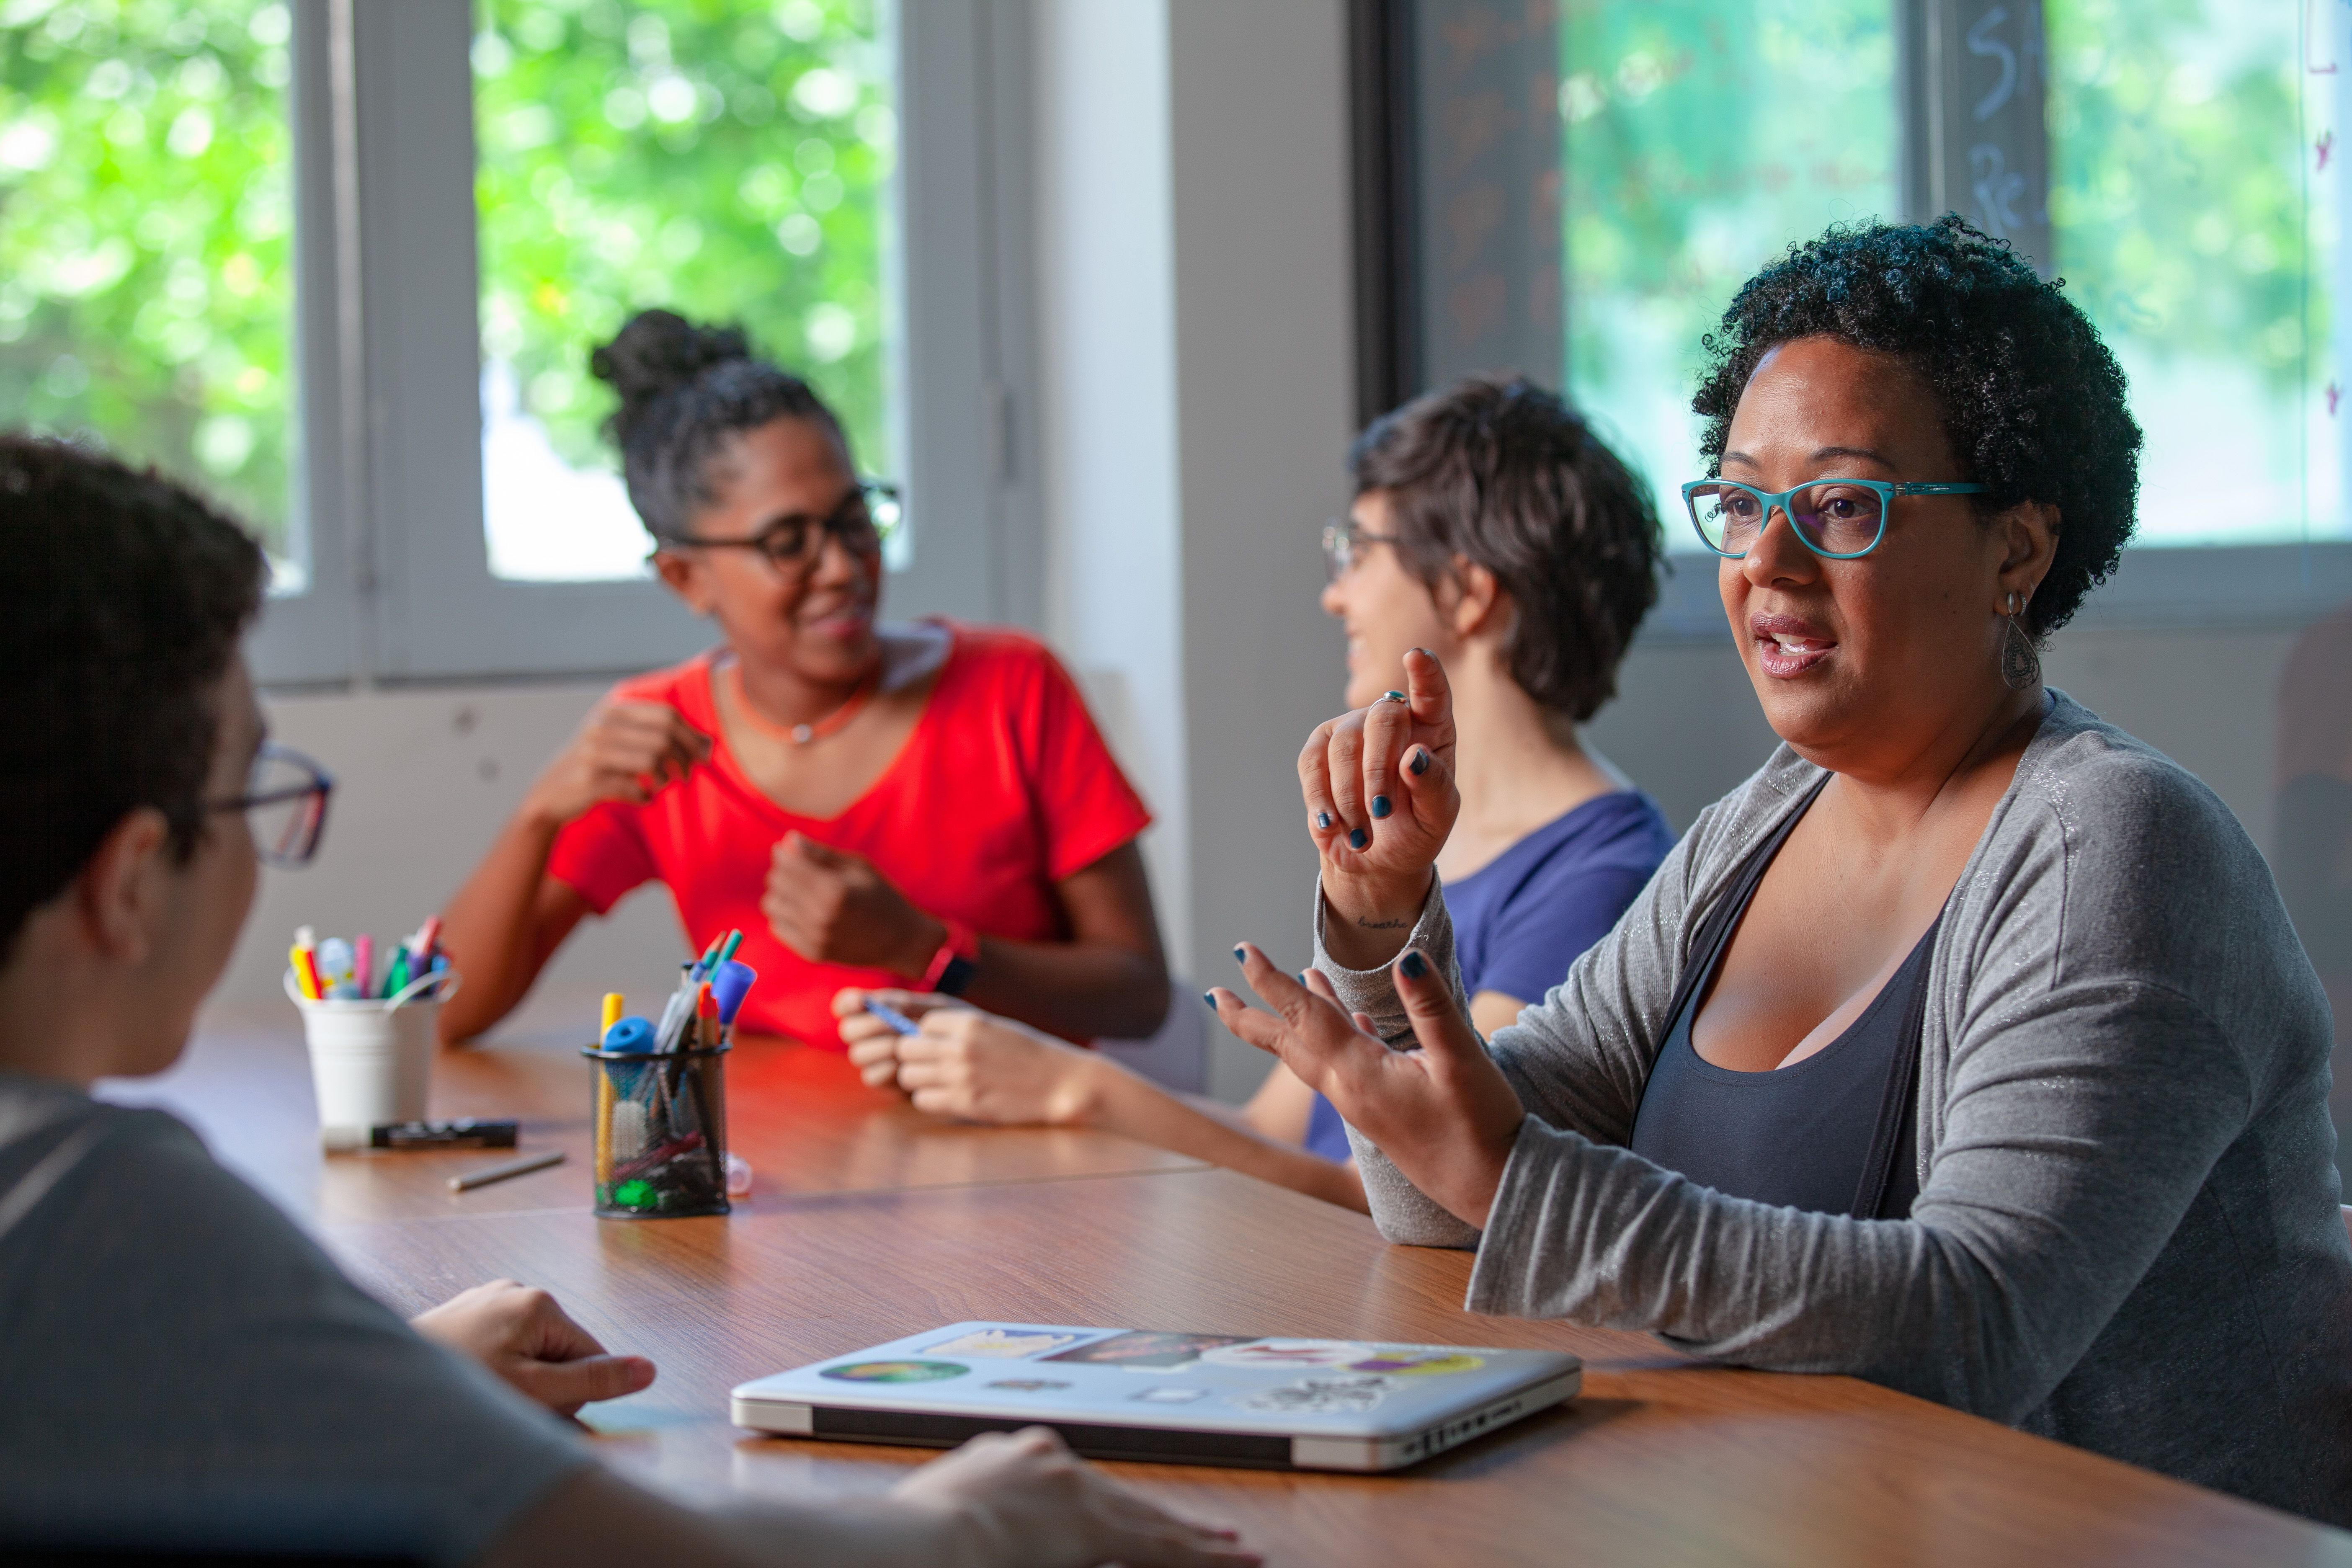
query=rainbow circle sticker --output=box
[1346,1351,1487,1377]
[821,1360,970,1383]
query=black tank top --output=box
[1627,779,1933,1220]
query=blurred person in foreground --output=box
[0,435,1251,1568]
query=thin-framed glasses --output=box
[668,479,903,574]
[1681,477,1987,560]
[1321,518,1402,582]
[211,741,334,869]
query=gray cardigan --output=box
[1315,693,2352,1524]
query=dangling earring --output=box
[2000,590,2041,691]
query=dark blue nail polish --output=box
[1298,971,1311,985]
[1408,748,1429,776]
[1201,990,1218,1010]
[1315,811,1332,830]
[1399,950,1427,980]
[1371,795,1392,819]
[1232,944,1247,963]
[1348,828,1368,850]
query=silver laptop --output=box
[730,1320,1581,1472]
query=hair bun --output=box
[591,309,751,426]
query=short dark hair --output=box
[591,308,851,541]
[1692,214,2142,637]
[0,436,266,962]
[1350,376,1663,722]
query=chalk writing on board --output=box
[1970,144,2026,237]
[1969,8,2017,122]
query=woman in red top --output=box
[438,311,1169,1048]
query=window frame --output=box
[1347,0,2352,645]
[246,0,1037,688]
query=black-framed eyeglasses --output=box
[210,741,333,869]
[1321,518,1402,582]
[665,479,903,575]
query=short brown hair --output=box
[0,436,266,964]
[1350,376,1661,721]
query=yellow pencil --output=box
[599,992,624,1041]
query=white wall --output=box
[206,681,690,1030]
[1032,0,1191,974]
[1033,0,1355,1099]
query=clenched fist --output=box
[763,831,945,975]
[521,699,711,829]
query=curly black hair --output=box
[1692,214,2141,636]
[592,308,851,541]
[1352,376,1662,721]
[0,435,265,963]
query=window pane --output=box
[2048,0,2332,547]
[475,0,896,582]
[0,0,300,574]
[1561,0,1898,549]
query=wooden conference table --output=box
[118,1012,2352,1568]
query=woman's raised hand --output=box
[1207,941,1522,1230]
[1300,649,1460,967]
[522,699,711,828]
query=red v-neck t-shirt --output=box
[545,623,1152,1048]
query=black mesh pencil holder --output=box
[585,1043,730,1218]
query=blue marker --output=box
[863,997,919,1036]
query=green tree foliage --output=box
[2047,0,2315,387]
[1560,0,1896,397]
[0,0,296,554]
[475,0,893,477]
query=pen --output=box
[864,997,920,1036]
[291,944,324,1002]
[317,937,356,1000]
[290,926,322,1001]
[448,1148,565,1193]
[601,993,624,1038]
[353,934,374,1001]
[412,914,442,967]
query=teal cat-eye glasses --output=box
[1681,477,1987,560]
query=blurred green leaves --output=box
[2047,0,2315,387]
[475,0,893,477]
[1560,0,1897,396]
[0,0,296,554]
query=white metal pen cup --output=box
[285,967,461,1148]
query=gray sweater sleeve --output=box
[1310,874,1482,1249]
[1307,792,1735,1250]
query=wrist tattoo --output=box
[1356,916,1411,930]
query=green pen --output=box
[384,945,411,998]
[716,928,744,966]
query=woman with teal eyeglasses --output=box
[1207,217,2352,1524]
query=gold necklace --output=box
[729,662,880,745]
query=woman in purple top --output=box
[842,376,1670,1206]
